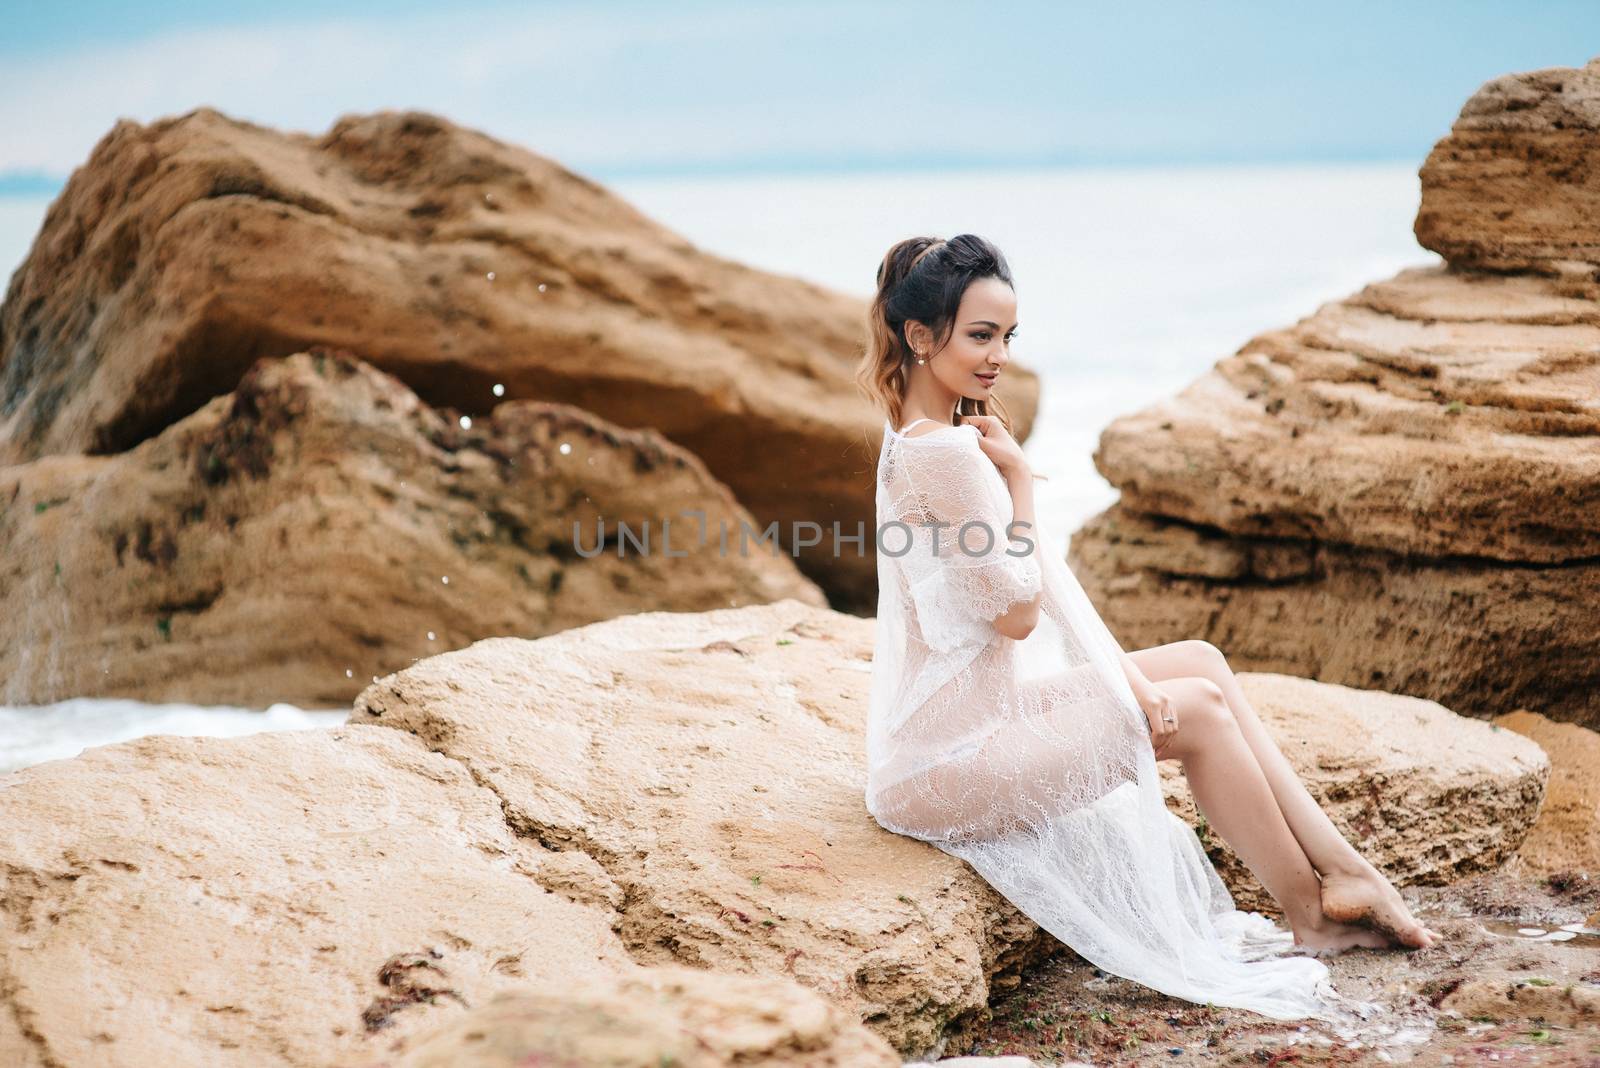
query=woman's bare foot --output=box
[1320,869,1437,949]
[1292,916,1392,956]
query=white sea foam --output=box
[1,698,348,774]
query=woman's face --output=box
[909,275,1017,401]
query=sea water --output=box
[0,161,1437,773]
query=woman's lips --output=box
[975,373,998,386]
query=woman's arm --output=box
[1119,650,1155,697]
[1119,650,1179,749]
[992,462,1043,640]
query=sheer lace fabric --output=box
[864,417,1341,1020]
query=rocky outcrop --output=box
[0,107,1039,610]
[1415,56,1600,277]
[0,602,1056,1067]
[1071,56,1600,729]
[363,966,900,1068]
[341,599,1060,1060]
[0,725,627,1067]
[1161,673,1550,913]
[0,349,823,708]
[1493,710,1600,876]
[0,600,1552,1066]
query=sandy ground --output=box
[947,866,1600,1066]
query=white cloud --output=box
[0,0,971,176]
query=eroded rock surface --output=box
[0,349,822,707]
[345,599,1060,1059]
[0,726,625,1067]
[0,601,1558,1067]
[0,601,1059,1067]
[1073,265,1600,728]
[1416,55,1600,276]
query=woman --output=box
[855,233,1436,1021]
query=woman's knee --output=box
[1179,678,1234,733]
[1178,638,1228,675]
[1154,677,1235,760]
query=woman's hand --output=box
[1135,681,1180,753]
[959,414,1029,480]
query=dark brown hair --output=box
[855,233,1017,435]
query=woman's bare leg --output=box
[1129,640,1434,949]
[1155,676,1388,954]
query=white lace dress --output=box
[864,416,1340,1020]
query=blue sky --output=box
[1,0,1597,193]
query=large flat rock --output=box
[0,726,625,1067]
[0,601,1555,1065]
[1089,266,1600,564]
[344,599,1060,1059]
[1072,264,1600,727]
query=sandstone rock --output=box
[1416,55,1600,277]
[360,965,900,1068]
[1494,710,1600,876]
[0,349,823,708]
[0,601,1059,1067]
[1072,263,1600,728]
[0,725,628,1067]
[0,600,1563,1066]
[1160,673,1550,914]
[344,599,1060,1059]
[0,106,1039,610]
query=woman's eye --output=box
[973,332,991,341]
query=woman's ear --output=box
[904,320,929,354]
